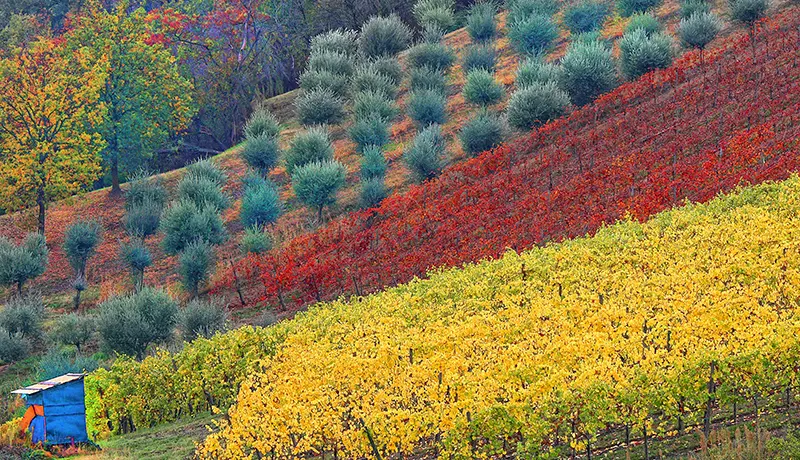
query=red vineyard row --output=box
[212,8,800,311]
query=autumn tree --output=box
[0,39,108,234]
[65,2,195,194]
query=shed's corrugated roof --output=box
[11,373,85,395]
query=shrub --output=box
[353,90,399,122]
[292,160,347,220]
[121,240,151,291]
[37,350,98,380]
[124,199,162,240]
[507,81,570,129]
[626,12,662,35]
[0,233,48,295]
[177,174,229,212]
[515,57,561,88]
[679,0,711,19]
[368,57,404,86]
[310,29,359,56]
[240,178,282,228]
[463,69,505,106]
[559,39,618,106]
[414,0,457,32]
[242,134,280,176]
[360,177,388,209]
[459,110,508,156]
[351,68,398,99]
[179,298,228,341]
[617,0,663,16]
[508,13,559,56]
[295,87,346,126]
[0,294,44,338]
[572,30,606,44]
[299,69,350,98]
[466,1,498,42]
[361,146,388,180]
[97,287,178,359]
[125,170,167,211]
[729,0,767,27]
[410,67,447,93]
[240,227,273,255]
[0,333,28,364]
[243,107,280,140]
[564,1,611,34]
[406,42,456,73]
[404,124,445,182]
[358,15,412,58]
[678,12,722,51]
[619,29,675,80]
[49,313,94,353]
[307,50,354,76]
[507,0,560,23]
[179,240,216,298]
[160,200,227,255]
[63,219,102,310]
[408,89,448,127]
[462,44,497,73]
[421,23,447,44]
[285,127,334,175]
[350,116,390,152]
[186,158,227,187]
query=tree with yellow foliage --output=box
[0,39,108,234]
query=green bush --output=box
[48,313,94,353]
[285,127,334,175]
[408,89,448,127]
[124,199,162,240]
[295,87,346,126]
[361,146,388,180]
[368,57,404,86]
[240,178,282,229]
[410,67,448,93]
[507,0,560,23]
[360,177,388,209]
[179,240,216,298]
[679,0,711,19]
[307,50,354,76]
[353,90,399,122]
[160,200,227,255]
[564,1,611,34]
[179,298,228,341]
[350,116,391,152]
[559,39,618,106]
[0,294,44,338]
[407,42,456,73]
[37,350,98,380]
[240,226,273,255]
[125,170,168,211]
[404,124,446,182]
[617,0,663,16]
[729,0,767,27]
[186,158,227,187]
[462,44,497,73]
[0,333,28,364]
[414,0,457,32]
[299,69,350,98]
[351,67,398,99]
[97,287,178,359]
[120,240,151,291]
[459,110,508,156]
[292,160,348,220]
[0,233,48,295]
[466,1,498,42]
[310,29,359,56]
[508,13,559,56]
[243,107,280,140]
[619,29,675,80]
[515,57,561,88]
[507,81,570,129]
[177,174,229,213]
[242,134,280,176]
[626,12,662,35]
[359,15,412,58]
[463,69,505,106]
[678,11,722,50]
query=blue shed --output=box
[11,373,89,445]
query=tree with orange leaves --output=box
[0,39,108,234]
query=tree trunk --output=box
[110,156,122,195]
[37,184,46,235]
